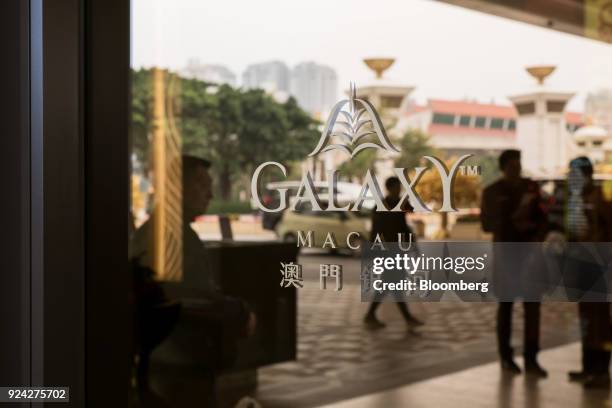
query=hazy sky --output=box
[132,0,612,111]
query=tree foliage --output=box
[392,129,481,207]
[473,154,501,187]
[394,129,436,170]
[391,129,481,235]
[338,149,377,183]
[416,164,480,209]
[131,68,319,200]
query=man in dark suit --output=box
[480,150,547,377]
[364,176,424,329]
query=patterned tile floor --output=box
[320,343,612,408]
[255,253,581,408]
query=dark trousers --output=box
[578,302,611,374]
[366,290,414,322]
[497,302,540,361]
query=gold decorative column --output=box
[151,68,183,281]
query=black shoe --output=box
[568,371,592,382]
[405,315,424,327]
[364,316,386,330]
[583,374,611,389]
[525,360,548,378]
[501,358,521,374]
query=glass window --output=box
[516,102,536,115]
[547,100,567,113]
[490,118,504,129]
[126,1,612,406]
[381,95,403,108]
[432,113,455,125]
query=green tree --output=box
[130,68,318,201]
[473,153,500,187]
[394,129,436,170]
[416,157,480,238]
[131,68,155,168]
[391,129,481,237]
[279,96,320,166]
[338,149,377,183]
[177,77,222,164]
[236,91,318,198]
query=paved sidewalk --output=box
[320,342,611,408]
[256,254,581,407]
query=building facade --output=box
[180,59,236,86]
[396,99,587,173]
[290,62,338,118]
[242,60,291,94]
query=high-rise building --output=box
[242,61,290,94]
[180,59,236,86]
[290,62,338,118]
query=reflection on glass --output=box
[128,0,612,406]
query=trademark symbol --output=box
[459,165,481,176]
